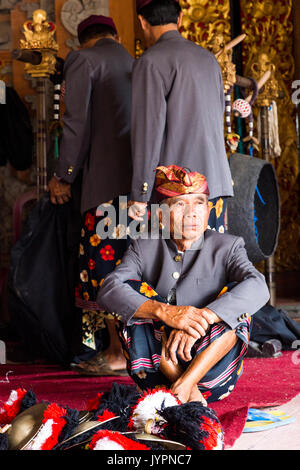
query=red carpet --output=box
[0,351,299,449]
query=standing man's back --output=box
[131,31,232,202]
[129,0,233,233]
[55,28,134,213]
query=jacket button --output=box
[142,182,148,194]
[172,272,180,280]
[67,165,74,175]
[174,255,182,262]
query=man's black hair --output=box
[138,0,181,26]
[78,24,117,45]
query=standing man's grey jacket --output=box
[55,39,134,213]
[97,230,270,330]
[130,31,234,202]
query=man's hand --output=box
[158,304,220,339]
[47,176,71,205]
[128,200,147,221]
[165,329,197,364]
[163,308,221,364]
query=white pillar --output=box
[0,340,6,364]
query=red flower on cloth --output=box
[202,391,212,400]
[100,245,115,261]
[84,213,95,231]
[88,259,96,270]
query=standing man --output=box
[129,0,233,233]
[48,15,134,375]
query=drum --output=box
[227,153,280,264]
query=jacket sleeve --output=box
[54,51,93,183]
[130,57,167,202]
[206,237,270,329]
[96,240,149,325]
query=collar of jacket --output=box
[156,29,181,44]
[166,233,204,255]
[93,37,118,48]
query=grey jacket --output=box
[130,30,234,203]
[55,39,134,213]
[97,230,270,330]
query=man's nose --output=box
[184,205,196,217]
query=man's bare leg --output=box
[159,332,207,405]
[170,329,238,403]
[75,318,126,373]
[103,319,127,370]
[160,331,183,382]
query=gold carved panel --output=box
[179,0,231,48]
[240,0,300,271]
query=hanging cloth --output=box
[257,101,281,158]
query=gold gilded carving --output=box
[207,33,246,94]
[240,0,300,271]
[135,38,144,59]
[179,0,231,48]
[207,33,236,93]
[250,51,279,107]
[20,9,58,78]
[21,9,58,51]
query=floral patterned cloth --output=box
[75,196,130,350]
[207,196,227,234]
[117,280,251,404]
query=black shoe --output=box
[261,339,282,358]
[246,341,263,358]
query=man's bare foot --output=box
[170,380,191,403]
[104,351,127,371]
[188,384,207,406]
[74,350,127,374]
[171,381,207,406]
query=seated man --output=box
[97,165,270,405]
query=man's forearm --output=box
[134,301,221,325]
[134,299,167,321]
[134,300,191,326]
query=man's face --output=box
[160,193,211,242]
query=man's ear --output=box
[177,11,183,28]
[138,14,148,31]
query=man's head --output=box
[155,165,211,248]
[136,0,182,47]
[77,15,119,48]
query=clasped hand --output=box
[162,305,219,365]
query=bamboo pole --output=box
[259,105,277,306]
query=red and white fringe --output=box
[89,430,150,451]
[0,389,27,425]
[25,403,67,450]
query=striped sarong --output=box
[117,280,251,404]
